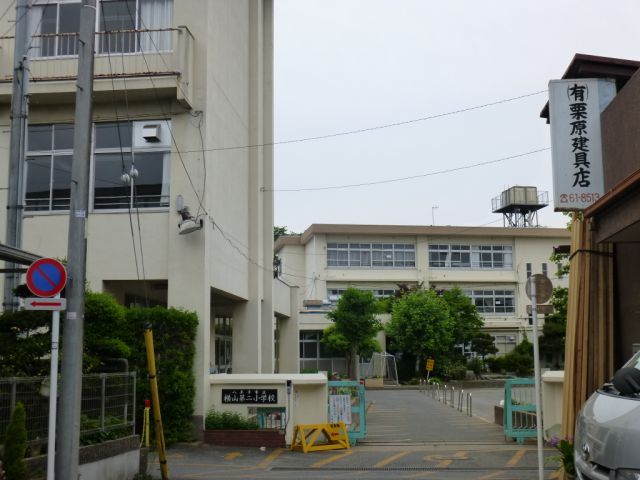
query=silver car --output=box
[575,350,640,480]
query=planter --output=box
[364,377,384,388]
[204,429,286,448]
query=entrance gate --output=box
[327,380,366,444]
[503,378,537,444]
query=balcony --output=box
[0,27,193,108]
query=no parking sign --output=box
[26,258,67,298]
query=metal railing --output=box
[0,372,136,445]
[0,27,194,105]
[422,380,472,417]
[503,378,537,444]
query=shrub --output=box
[437,358,467,380]
[4,402,27,480]
[467,357,483,376]
[124,306,198,445]
[205,410,257,430]
[486,356,505,373]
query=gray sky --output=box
[273,1,640,234]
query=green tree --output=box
[323,288,382,379]
[539,286,568,368]
[441,287,483,347]
[386,289,454,375]
[470,331,499,360]
[4,402,27,480]
[503,338,534,376]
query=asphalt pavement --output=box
[149,387,561,479]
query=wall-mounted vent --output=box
[142,124,161,142]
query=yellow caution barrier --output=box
[291,422,351,453]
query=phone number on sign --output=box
[559,193,600,203]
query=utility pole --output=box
[3,0,30,311]
[55,1,96,479]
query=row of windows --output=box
[30,0,173,58]
[25,121,170,212]
[322,287,516,315]
[327,243,416,268]
[327,288,396,304]
[428,244,513,269]
[326,242,514,270]
[463,289,515,314]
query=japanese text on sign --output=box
[548,78,615,211]
[221,388,278,404]
[329,395,352,425]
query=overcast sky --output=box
[272,0,640,234]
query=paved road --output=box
[150,388,561,479]
[364,389,505,443]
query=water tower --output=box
[491,186,549,227]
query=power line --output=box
[178,90,547,154]
[268,147,550,192]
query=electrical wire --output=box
[0,0,16,29]
[177,90,547,154]
[268,147,550,192]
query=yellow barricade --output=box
[291,422,351,453]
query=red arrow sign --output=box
[24,297,66,311]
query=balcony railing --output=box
[0,27,193,104]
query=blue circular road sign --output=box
[26,258,67,298]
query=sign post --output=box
[425,358,435,383]
[25,258,67,480]
[526,274,552,480]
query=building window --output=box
[213,316,232,374]
[526,263,532,278]
[94,121,170,210]
[464,289,515,314]
[25,124,74,211]
[327,288,396,305]
[327,243,415,268]
[25,121,170,212]
[429,244,512,269]
[30,2,82,57]
[29,0,173,58]
[542,263,548,277]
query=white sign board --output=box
[548,78,616,211]
[24,297,66,311]
[329,394,352,425]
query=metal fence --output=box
[503,378,537,444]
[0,372,136,445]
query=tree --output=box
[386,289,454,375]
[440,287,483,347]
[273,226,298,241]
[539,286,569,368]
[323,288,382,379]
[470,331,499,360]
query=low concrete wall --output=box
[25,435,141,480]
[542,370,564,439]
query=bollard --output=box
[451,387,455,408]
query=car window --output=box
[623,350,640,370]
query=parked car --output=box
[574,350,640,480]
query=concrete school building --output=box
[0,0,301,429]
[275,223,570,372]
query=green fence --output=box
[327,380,366,444]
[503,378,537,444]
